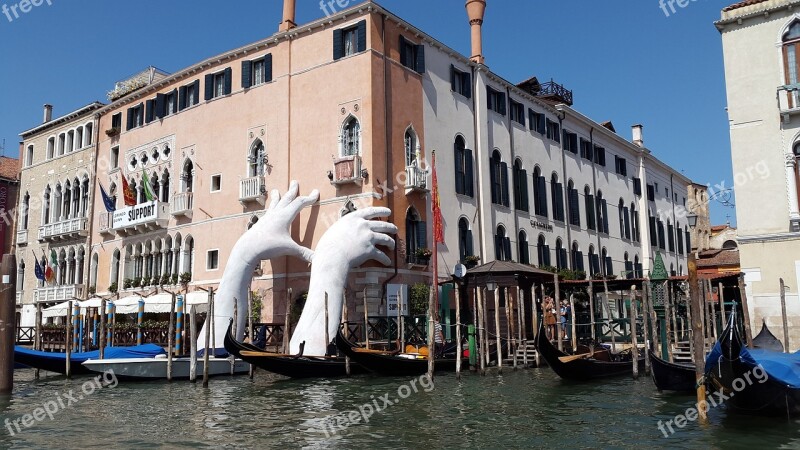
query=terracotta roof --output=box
[722,0,769,12]
[0,157,20,181]
[710,225,729,232]
[697,249,740,268]
[467,260,554,277]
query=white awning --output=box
[40,293,210,318]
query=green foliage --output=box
[251,291,263,323]
[290,292,307,328]
[88,285,96,295]
[108,282,118,294]
[414,248,432,258]
[409,283,430,316]
[180,272,192,285]
[123,278,133,289]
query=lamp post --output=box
[686,212,707,423]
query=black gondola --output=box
[648,349,696,392]
[335,329,466,376]
[224,323,367,378]
[535,329,645,381]
[752,320,785,352]
[705,312,800,416]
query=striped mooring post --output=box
[137,299,145,346]
[175,295,184,355]
[92,308,99,347]
[106,302,115,345]
[72,303,80,351]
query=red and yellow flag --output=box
[121,174,136,206]
[431,151,444,244]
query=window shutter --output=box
[224,68,232,95]
[333,28,344,60]
[602,200,609,233]
[465,149,474,197]
[155,93,166,119]
[500,162,509,207]
[450,65,457,91]
[555,183,564,221]
[625,261,634,279]
[498,92,507,116]
[586,194,595,229]
[538,115,546,134]
[605,256,613,276]
[241,60,252,89]
[204,74,214,100]
[466,230,474,256]
[415,44,425,74]
[464,72,472,98]
[137,104,144,126]
[649,217,657,245]
[357,20,367,53]
[264,54,273,82]
[145,99,155,123]
[624,207,631,239]
[454,144,464,194]
[520,169,529,211]
[495,234,502,260]
[170,89,178,112]
[193,80,200,104]
[416,220,427,250]
[504,237,512,261]
[538,177,548,218]
[544,245,551,266]
[399,35,407,66]
[529,110,535,131]
[126,108,134,130]
[489,158,497,204]
[178,86,187,111]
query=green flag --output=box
[142,171,156,202]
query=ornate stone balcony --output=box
[170,192,193,217]
[404,164,428,194]
[34,284,84,303]
[239,175,266,205]
[331,155,363,185]
[38,217,88,242]
[16,230,28,245]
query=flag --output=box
[431,151,444,244]
[141,171,156,202]
[34,258,44,281]
[43,252,54,284]
[99,183,116,212]
[121,174,136,206]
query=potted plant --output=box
[105,127,120,137]
[88,285,96,295]
[170,274,178,285]
[141,276,151,287]
[179,272,192,286]
[123,278,133,290]
[464,255,480,269]
[132,277,142,288]
[109,281,118,294]
[414,248,432,263]
[160,274,170,285]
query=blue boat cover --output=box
[14,344,165,362]
[706,342,800,389]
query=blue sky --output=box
[0,0,736,225]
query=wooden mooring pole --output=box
[738,274,754,347]
[477,288,486,375]
[455,286,462,379]
[781,278,790,353]
[688,254,707,423]
[494,286,502,373]
[284,288,292,354]
[630,285,639,380]
[0,255,16,393]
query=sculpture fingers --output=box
[367,247,392,266]
[367,221,398,235]
[370,232,395,249]
[351,206,392,220]
[268,189,281,210]
[289,189,320,213]
[278,180,299,207]
[288,241,315,263]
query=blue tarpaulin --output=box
[706,341,800,389]
[14,344,165,363]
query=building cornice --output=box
[20,102,104,139]
[715,0,800,31]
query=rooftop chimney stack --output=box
[466,0,486,64]
[43,104,53,124]
[279,0,297,32]
[632,124,644,147]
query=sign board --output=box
[454,263,467,278]
[386,284,409,316]
[113,201,163,229]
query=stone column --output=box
[785,154,800,219]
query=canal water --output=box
[1,367,798,449]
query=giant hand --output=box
[199,181,319,353]
[290,207,397,356]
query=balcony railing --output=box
[99,212,114,234]
[16,292,22,305]
[38,217,88,241]
[331,155,362,185]
[779,83,800,117]
[16,230,27,245]
[170,192,193,217]
[112,201,170,235]
[34,284,84,303]
[404,165,428,193]
[239,176,266,205]
[536,79,574,106]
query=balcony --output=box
[98,212,114,235]
[34,284,84,303]
[111,201,170,235]
[170,192,193,217]
[16,230,27,245]
[38,217,88,241]
[779,84,800,120]
[239,176,266,205]
[16,292,22,305]
[331,155,363,185]
[404,165,428,194]
[536,79,573,106]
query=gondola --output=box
[648,349,696,392]
[705,311,800,416]
[752,320,784,352]
[335,329,467,376]
[224,323,367,378]
[535,328,645,381]
[13,344,166,375]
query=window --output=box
[454,136,474,197]
[249,139,267,177]
[588,246,600,277]
[451,65,471,98]
[242,54,273,88]
[399,35,425,73]
[205,68,232,100]
[783,20,800,107]
[495,226,511,261]
[571,242,584,272]
[567,180,580,226]
[677,225,684,255]
[518,231,530,265]
[164,89,178,116]
[181,160,194,193]
[562,131,578,154]
[631,203,640,242]
[333,20,366,60]
[46,137,54,159]
[633,177,642,196]
[509,99,525,125]
[533,167,548,217]
[596,191,608,234]
[342,117,360,156]
[619,199,631,240]
[602,248,613,276]
[20,192,29,229]
[404,129,417,167]
[207,250,219,270]
[625,254,634,279]
[537,235,550,267]
[405,208,426,264]
[126,103,144,130]
[489,151,509,207]
[458,218,474,262]
[512,160,529,212]
[649,212,657,247]
[580,138,593,161]
[685,229,691,252]
[111,146,119,169]
[594,145,606,166]
[555,239,567,270]
[179,80,201,110]
[211,174,221,192]
[667,221,675,252]
[529,110,545,134]
[546,119,560,142]
[647,184,655,201]
[111,113,122,131]
[657,219,666,249]
[551,173,564,222]
[25,145,33,166]
[487,87,506,115]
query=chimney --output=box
[279,0,296,32]
[632,124,644,147]
[43,104,53,123]
[465,0,486,64]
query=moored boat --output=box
[14,344,166,375]
[535,329,645,381]
[648,349,696,392]
[752,320,785,352]
[82,355,249,380]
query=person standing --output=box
[543,297,557,341]
[433,313,445,357]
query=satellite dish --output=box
[454,263,467,278]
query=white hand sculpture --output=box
[290,207,397,356]
[200,181,318,353]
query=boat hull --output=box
[535,330,644,381]
[648,349,696,392]
[13,344,166,376]
[82,357,250,380]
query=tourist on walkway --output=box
[560,300,571,341]
[543,297,557,341]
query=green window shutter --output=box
[241,60,252,89]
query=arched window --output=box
[405,208,426,263]
[782,20,800,108]
[25,145,33,167]
[567,180,580,226]
[722,240,738,249]
[513,159,529,212]
[596,190,608,234]
[20,192,29,229]
[182,236,194,276]
[81,176,89,217]
[71,178,80,219]
[495,225,511,261]
[42,186,51,225]
[249,139,267,177]
[571,241,583,273]
[66,130,74,153]
[537,235,550,267]
[458,217,473,262]
[618,198,629,239]
[490,150,508,206]
[601,247,612,277]
[47,137,54,159]
[624,252,633,279]
[533,166,547,217]
[75,127,83,150]
[551,173,564,222]
[181,160,194,193]
[667,219,675,252]
[404,129,417,167]
[111,249,121,289]
[57,133,65,156]
[63,180,72,219]
[518,230,529,265]
[342,117,360,156]
[89,252,98,288]
[454,136,474,197]
[85,123,93,146]
[160,170,170,203]
[555,238,566,270]
[588,245,599,277]
[53,184,62,222]
[16,260,24,292]
[631,202,639,242]
[584,186,595,230]
[634,255,642,278]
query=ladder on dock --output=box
[672,340,713,364]
[502,342,539,367]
